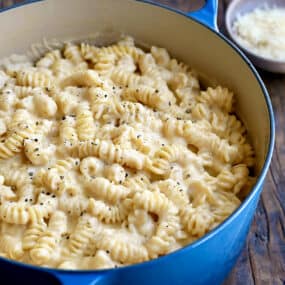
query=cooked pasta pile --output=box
[0,37,255,269]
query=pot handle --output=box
[136,0,218,31]
[51,271,107,285]
[187,0,218,31]
[0,0,44,13]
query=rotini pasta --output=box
[23,219,47,250]
[96,234,148,263]
[86,177,130,203]
[0,202,29,224]
[36,49,62,68]
[71,139,149,170]
[64,43,86,65]
[61,70,104,88]
[30,211,67,265]
[0,37,255,270]
[76,102,95,140]
[59,115,78,146]
[63,215,97,258]
[16,70,54,89]
[88,198,127,224]
[122,85,174,110]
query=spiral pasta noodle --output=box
[16,70,54,88]
[30,211,67,265]
[96,234,148,263]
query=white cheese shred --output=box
[233,7,285,61]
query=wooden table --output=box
[0,0,284,284]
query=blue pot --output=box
[0,0,275,284]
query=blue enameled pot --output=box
[0,0,275,284]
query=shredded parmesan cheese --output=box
[233,7,285,61]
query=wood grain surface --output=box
[0,0,284,284]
